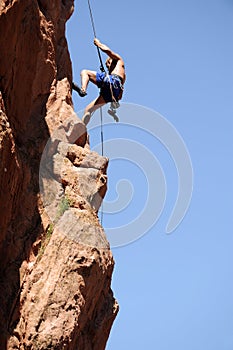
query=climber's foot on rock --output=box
[72,82,87,97]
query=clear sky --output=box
[66,1,233,349]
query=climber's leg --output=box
[82,95,106,125]
[72,70,98,97]
[72,82,87,97]
[80,69,98,92]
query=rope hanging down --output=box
[87,0,105,72]
[100,106,104,156]
[100,104,104,225]
[87,0,105,159]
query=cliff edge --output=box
[0,1,118,349]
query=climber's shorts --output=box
[96,72,123,103]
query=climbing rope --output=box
[87,0,105,157]
[86,0,121,225]
[87,0,105,72]
[100,106,104,225]
[100,106,104,156]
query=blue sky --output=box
[67,1,233,349]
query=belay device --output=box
[108,101,120,122]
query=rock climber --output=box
[72,38,126,125]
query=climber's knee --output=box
[81,70,97,84]
[80,69,88,77]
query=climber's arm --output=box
[94,38,122,61]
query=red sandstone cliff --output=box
[0,1,118,349]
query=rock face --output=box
[0,1,118,349]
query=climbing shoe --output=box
[82,112,91,125]
[72,82,87,97]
